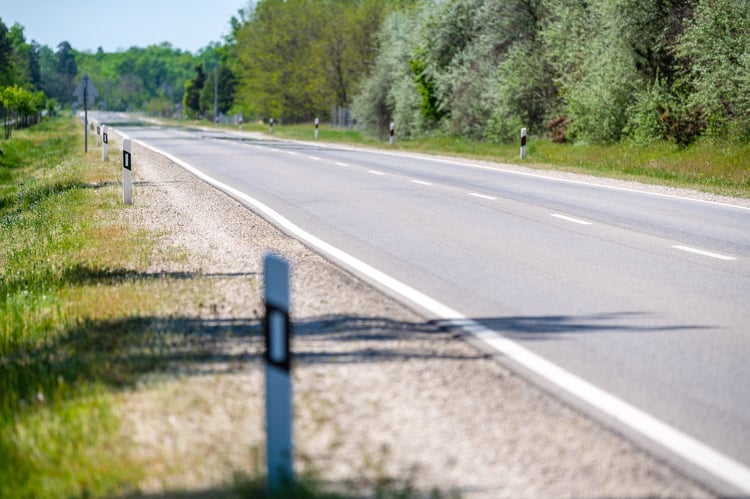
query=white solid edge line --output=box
[411,180,433,186]
[336,162,349,167]
[131,136,750,495]
[550,213,593,225]
[368,170,384,175]
[672,245,737,261]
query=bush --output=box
[626,78,704,146]
[352,9,426,139]
[677,0,750,139]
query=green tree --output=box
[199,64,236,118]
[677,0,750,137]
[352,7,426,138]
[234,0,394,123]
[183,65,205,118]
[2,85,45,138]
[55,41,77,105]
[0,20,14,87]
[7,23,40,89]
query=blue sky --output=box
[2,0,250,54]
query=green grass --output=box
[0,118,457,499]
[193,119,749,199]
[0,118,144,497]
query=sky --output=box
[1,0,250,54]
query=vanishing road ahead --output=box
[104,115,750,493]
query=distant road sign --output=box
[72,73,99,106]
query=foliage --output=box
[199,64,237,118]
[0,118,144,497]
[183,65,206,119]
[6,0,750,144]
[350,0,747,145]
[487,0,556,142]
[1,85,46,139]
[625,77,704,146]
[233,0,391,123]
[0,18,47,138]
[677,0,750,138]
[352,8,426,138]
[76,43,197,113]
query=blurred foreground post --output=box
[264,254,293,491]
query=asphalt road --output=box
[100,115,750,491]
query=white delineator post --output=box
[269,117,275,133]
[520,127,527,159]
[102,125,108,161]
[389,122,395,145]
[314,117,319,140]
[96,124,101,147]
[122,138,132,205]
[264,254,293,491]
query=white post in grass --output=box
[264,254,293,491]
[96,124,101,147]
[389,122,395,145]
[520,127,527,160]
[102,125,109,161]
[122,138,132,205]
[314,117,319,140]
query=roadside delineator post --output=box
[520,127,527,160]
[269,117,275,133]
[96,124,101,147]
[389,122,395,145]
[102,125,109,161]
[314,117,319,140]
[122,138,132,205]
[264,254,293,491]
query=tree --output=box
[1,86,45,139]
[199,64,236,118]
[234,0,395,123]
[0,19,14,87]
[182,65,205,118]
[8,23,40,89]
[677,0,750,138]
[352,7,426,138]
[55,41,77,105]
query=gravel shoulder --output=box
[114,133,714,497]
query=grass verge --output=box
[0,118,151,497]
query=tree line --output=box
[223,0,749,145]
[4,0,748,146]
[0,16,208,133]
[0,20,47,138]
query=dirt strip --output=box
[114,136,713,497]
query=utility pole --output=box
[213,61,218,123]
[73,73,98,153]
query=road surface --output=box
[99,114,750,493]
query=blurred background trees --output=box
[3,0,749,144]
